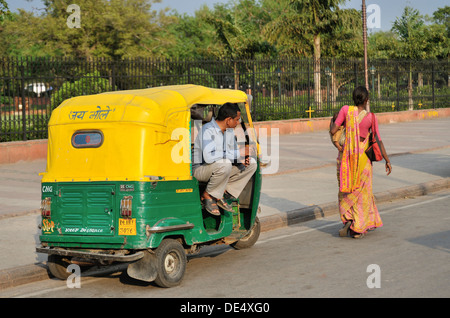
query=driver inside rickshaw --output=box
[192,103,257,216]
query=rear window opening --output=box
[72,131,104,148]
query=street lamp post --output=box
[370,65,376,98]
[362,0,370,112]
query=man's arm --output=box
[202,126,223,164]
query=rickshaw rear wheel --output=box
[231,216,260,250]
[47,254,72,280]
[154,239,187,288]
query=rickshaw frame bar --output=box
[36,247,144,262]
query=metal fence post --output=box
[111,61,116,91]
[307,59,311,110]
[431,62,435,109]
[20,60,26,141]
[396,63,400,111]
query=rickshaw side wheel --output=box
[154,239,187,288]
[231,216,261,250]
[47,254,72,280]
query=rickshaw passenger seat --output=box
[203,109,213,123]
[190,107,214,124]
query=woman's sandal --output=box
[203,198,220,216]
[339,221,352,237]
[350,229,365,239]
[217,198,234,212]
[352,233,365,239]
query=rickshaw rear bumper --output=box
[36,247,144,262]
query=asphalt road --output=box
[2,189,449,300]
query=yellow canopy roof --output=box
[49,85,249,127]
[43,85,250,182]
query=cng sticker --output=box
[42,185,53,193]
[120,184,134,192]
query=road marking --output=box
[256,194,450,245]
[379,194,450,213]
[13,277,100,298]
[13,264,127,298]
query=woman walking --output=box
[330,86,392,238]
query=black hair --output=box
[216,103,240,121]
[352,86,369,106]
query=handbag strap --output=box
[370,113,377,141]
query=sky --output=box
[6,0,448,32]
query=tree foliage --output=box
[0,0,447,60]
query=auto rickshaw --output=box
[36,84,262,287]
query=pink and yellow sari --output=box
[337,106,382,234]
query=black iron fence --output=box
[1,57,448,142]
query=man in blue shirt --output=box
[193,103,257,216]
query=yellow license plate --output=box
[118,218,136,235]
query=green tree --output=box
[200,0,274,60]
[368,31,398,59]
[51,71,114,109]
[392,6,448,109]
[432,6,450,58]
[322,8,363,58]
[199,0,276,88]
[264,0,345,108]
[163,9,216,59]
[392,6,425,59]
[0,0,10,24]
[0,10,46,57]
[0,0,176,59]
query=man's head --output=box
[216,103,241,129]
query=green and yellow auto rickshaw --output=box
[36,84,262,287]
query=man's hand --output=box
[243,155,250,166]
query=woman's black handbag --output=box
[365,114,383,162]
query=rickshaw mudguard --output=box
[127,249,158,282]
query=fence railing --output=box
[1,57,448,142]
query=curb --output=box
[0,264,50,290]
[1,177,449,291]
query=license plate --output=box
[118,218,136,235]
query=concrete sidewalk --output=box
[1,117,449,289]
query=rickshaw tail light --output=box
[120,196,133,218]
[41,197,52,218]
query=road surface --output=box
[2,189,449,300]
